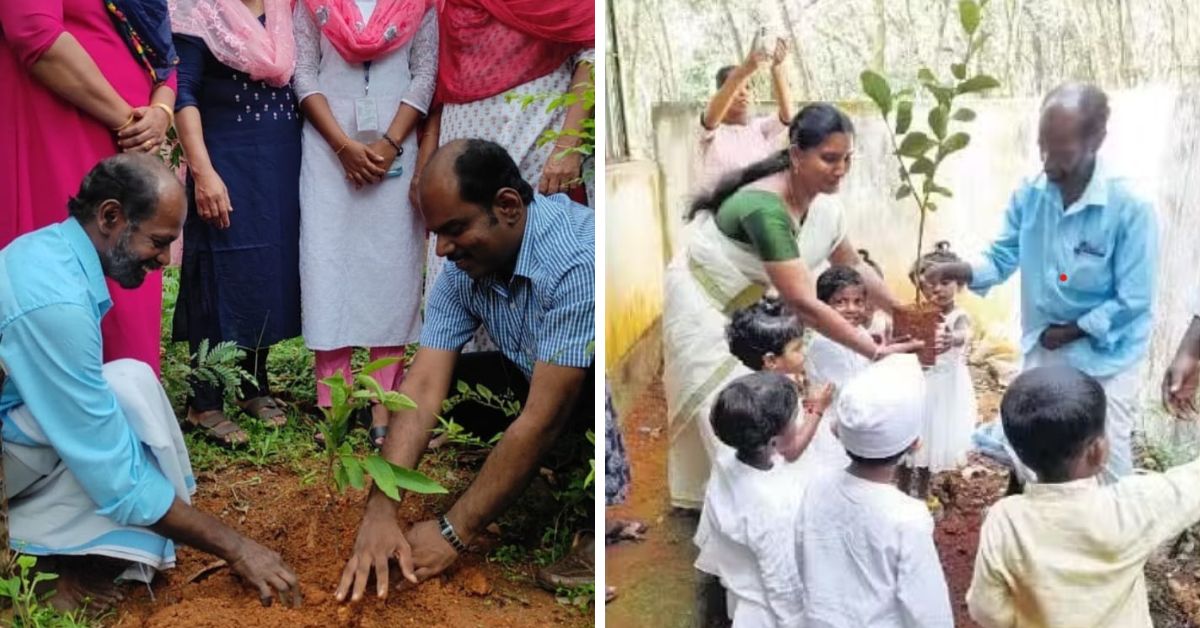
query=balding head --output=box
[1038,82,1108,185]
[418,139,533,280]
[71,154,185,288]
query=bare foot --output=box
[34,555,129,614]
[605,519,648,544]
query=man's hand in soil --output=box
[335,498,417,603]
[1039,323,1085,351]
[1164,316,1200,420]
[405,519,460,582]
[228,537,303,608]
[150,497,301,608]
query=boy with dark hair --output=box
[967,365,1199,627]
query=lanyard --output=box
[364,60,371,96]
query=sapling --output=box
[316,358,446,500]
[859,0,999,364]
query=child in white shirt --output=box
[805,266,873,389]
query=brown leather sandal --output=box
[238,396,288,428]
[189,408,249,446]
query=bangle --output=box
[151,102,174,127]
[334,140,350,155]
[112,112,136,131]
[439,514,467,553]
[383,134,403,155]
[871,345,882,361]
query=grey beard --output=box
[102,228,149,289]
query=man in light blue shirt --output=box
[926,83,1158,483]
[0,155,299,610]
[336,139,595,603]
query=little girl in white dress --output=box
[900,242,978,503]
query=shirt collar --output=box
[1036,158,1111,216]
[511,194,548,282]
[1024,475,1102,497]
[60,218,112,313]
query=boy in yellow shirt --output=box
[968,365,1200,627]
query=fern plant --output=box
[186,339,254,404]
[860,0,999,301]
[317,358,447,501]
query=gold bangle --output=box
[113,112,136,131]
[151,102,175,127]
[334,140,350,155]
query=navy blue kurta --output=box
[171,25,302,350]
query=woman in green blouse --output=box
[664,103,920,509]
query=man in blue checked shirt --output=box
[0,155,300,610]
[925,83,1159,486]
[337,139,595,603]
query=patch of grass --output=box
[0,556,108,627]
[488,543,526,567]
[554,583,595,613]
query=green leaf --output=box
[859,70,892,116]
[957,74,1000,95]
[928,106,949,140]
[361,357,402,377]
[334,460,350,492]
[952,107,977,122]
[951,63,967,80]
[363,455,400,501]
[917,67,937,85]
[456,380,471,394]
[475,384,495,402]
[895,185,912,200]
[342,456,366,490]
[909,157,935,175]
[942,132,971,155]
[931,184,954,198]
[895,101,913,134]
[380,390,418,412]
[923,83,956,108]
[355,374,386,400]
[386,460,448,495]
[959,0,981,35]
[897,132,936,158]
[927,201,939,212]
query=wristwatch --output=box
[439,514,467,553]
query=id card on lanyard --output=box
[355,61,378,134]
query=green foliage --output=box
[859,0,999,300]
[506,65,596,183]
[188,339,254,405]
[431,415,503,451]
[317,359,446,500]
[555,582,595,612]
[0,556,102,627]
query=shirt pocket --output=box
[1064,233,1113,295]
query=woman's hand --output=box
[409,171,422,211]
[193,168,232,229]
[771,38,788,67]
[338,140,388,189]
[877,337,926,360]
[117,106,170,153]
[538,149,582,196]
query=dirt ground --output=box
[606,367,1200,627]
[106,465,592,627]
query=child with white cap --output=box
[787,354,953,628]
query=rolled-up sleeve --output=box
[970,189,1025,295]
[537,259,595,369]
[0,0,66,68]
[1076,200,1157,349]
[420,270,478,352]
[171,34,205,111]
[0,304,174,527]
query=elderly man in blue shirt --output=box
[336,139,595,603]
[0,154,300,611]
[925,83,1158,485]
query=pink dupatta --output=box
[170,0,297,87]
[302,0,433,64]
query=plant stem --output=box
[881,115,929,304]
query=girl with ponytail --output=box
[663,103,921,509]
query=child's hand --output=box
[805,383,835,417]
[934,328,953,355]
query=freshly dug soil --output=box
[108,465,591,627]
[893,302,941,367]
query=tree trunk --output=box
[718,0,746,59]
[777,0,812,98]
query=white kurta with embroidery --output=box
[293,4,437,349]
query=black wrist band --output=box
[439,514,466,553]
[384,134,403,155]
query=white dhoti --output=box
[4,359,195,582]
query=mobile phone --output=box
[750,27,768,55]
